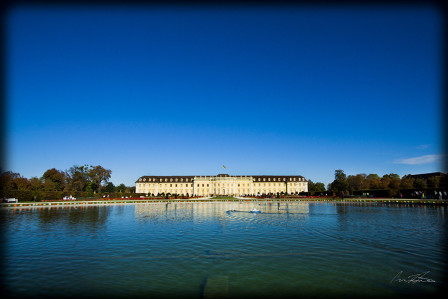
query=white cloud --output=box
[394,154,444,165]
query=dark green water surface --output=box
[2,201,447,298]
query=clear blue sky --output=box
[5,4,445,187]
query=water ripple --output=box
[2,202,446,298]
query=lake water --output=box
[1,201,447,298]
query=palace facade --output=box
[135,174,308,196]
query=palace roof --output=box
[136,174,307,183]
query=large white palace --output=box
[135,174,308,196]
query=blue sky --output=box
[5,4,444,187]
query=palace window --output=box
[170,184,172,187]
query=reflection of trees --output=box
[37,206,110,232]
[335,203,349,230]
[335,203,348,214]
[335,202,384,230]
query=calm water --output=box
[1,201,447,298]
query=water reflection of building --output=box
[297,202,310,214]
[136,174,308,196]
[134,202,246,220]
[134,201,311,221]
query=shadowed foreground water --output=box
[2,201,447,298]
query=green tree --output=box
[308,180,326,194]
[29,177,43,191]
[400,175,415,189]
[413,178,427,189]
[88,165,112,193]
[14,177,30,190]
[85,182,94,197]
[42,179,57,191]
[386,173,401,190]
[366,174,381,189]
[347,174,366,194]
[306,180,326,197]
[380,173,401,197]
[116,183,126,193]
[314,182,326,192]
[380,175,391,189]
[42,168,65,191]
[67,165,90,191]
[427,177,440,189]
[104,182,115,193]
[329,169,348,195]
[0,171,20,191]
[307,180,316,193]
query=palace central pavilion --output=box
[135,174,308,196]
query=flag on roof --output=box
[223,165,226,169]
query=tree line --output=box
[326,169,448,198]
[0,165,135,200]
[2,167,447,201]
